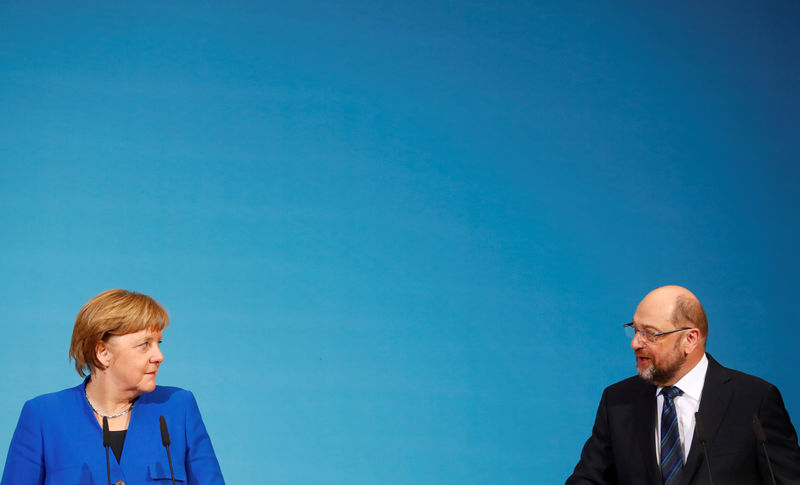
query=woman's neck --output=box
[85,374,138,416]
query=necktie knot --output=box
[661,386,683,401]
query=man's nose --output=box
[630,332,645,351]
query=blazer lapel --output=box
[682,354,732,485]
[633,381,661,484]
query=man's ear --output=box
[683,328,701,354]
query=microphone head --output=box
[159,415,171,447]
[694,412,708,443]
[102,416,111,447]
[753,414,767,442]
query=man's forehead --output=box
[634,296,675,326]
[631,317,658,329]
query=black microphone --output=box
[102,417,112,485]
[159,416,176,485]
[694,412,715,485]
[753,414,778,485]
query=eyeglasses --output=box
[623,322,691,343]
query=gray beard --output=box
[638,352,685,386]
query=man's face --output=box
[632,328,685,386]
[630,290,688,386]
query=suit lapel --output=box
[633,380,660,484]
[682,354,732,485]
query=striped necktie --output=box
[660,386,684,485]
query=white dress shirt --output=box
[655,353,708,463]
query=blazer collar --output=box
[682,354,732,484]
[633,378,661,484]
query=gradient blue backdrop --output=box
[2,1,799,483]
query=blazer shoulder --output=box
[151,384,192,397]
[606,374,652,394]
[709,357,777,393]
[728,368,775,389]
[142,385,197,407]
[25,383,84,411]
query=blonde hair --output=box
[69,289,169,377]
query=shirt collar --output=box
[656,353,708,401]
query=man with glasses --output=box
[566,285,800,485]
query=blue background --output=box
[2,1,799,483]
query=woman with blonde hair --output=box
[1,289,224,484]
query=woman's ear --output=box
[95,341,112,369]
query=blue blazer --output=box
[1,380,225,485]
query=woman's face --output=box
[103,328,164,394]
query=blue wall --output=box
[1,1,799,483]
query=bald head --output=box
[631,286,708,385]
[637,285,708,340]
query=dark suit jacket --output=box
[566,355,800,485]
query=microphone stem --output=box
[105,445,111,485]
[700,441,715,485]
[694,412,715,485]
[761,441,777,485]
[754,415,778,485]
[165,445,176,485]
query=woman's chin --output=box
[139,378,158,393]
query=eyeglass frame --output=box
[623,322,692,343]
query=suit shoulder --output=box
[145,385,197,405]
[601,375,653,404]
[149,386,192,399]
[720,365,778,393]
[606,374,651,393]
[25,383,84,410]
[151,384,191,396]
